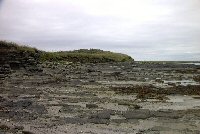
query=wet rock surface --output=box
[0,61,200,133]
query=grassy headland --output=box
[0,41,133,63]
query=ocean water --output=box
[164,80,200,86]
[181,63,200,65]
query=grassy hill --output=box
[0,41,133,63]
[40,49,133,63]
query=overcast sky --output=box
[0,0,200,61]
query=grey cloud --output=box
[0,0,200,61]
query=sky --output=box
[0,0,200,61]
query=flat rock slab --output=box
[86,104,98,109]
[123,109,151,119]
[1,100,33,109]
[151,110,183,119]
[64,117,86,124]
[0,99,47,120]
[64,117,110,125]
[89,110,114,119]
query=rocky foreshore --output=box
[0,60,200,134]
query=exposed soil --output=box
[0,61,200,134]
